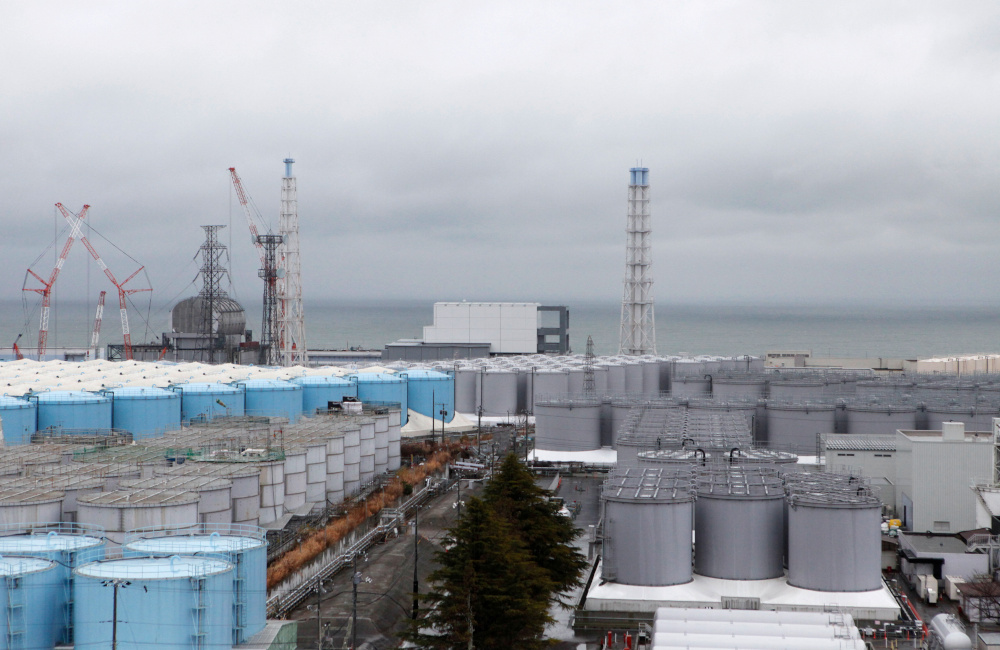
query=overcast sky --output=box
[3,2,1000,314]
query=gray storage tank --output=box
[712,376,767,401]
[846,401,918,435]
[786,488,882,592]
[670,375,712,398]
[602,468,694,586]
[476,368,518,416]
[694,468,785,580]
[533,397,602,451]
[765,402,837,455]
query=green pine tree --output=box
[406,496,554,650]
[482,454,589,606]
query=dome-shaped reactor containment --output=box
[404,369,455,422]
[33,390,113,431]
[74,555,235,650]
[171,296,247,336]
[236,378,303,423]
[0,556,62,650]
[123,524,267,645]
[602,468,695,586]
[0,524,107,645]
[291,375,357,415]
[102,386,181,439]
[0,396,37,445]
[171,382,246,423]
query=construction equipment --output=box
[90,290,106,359]
[11,334,23,361]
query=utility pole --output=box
[101,578,130,650]
[439,403,448,448]
[315,573,322,650]
[412,508,419,620]
[352,555,360,650]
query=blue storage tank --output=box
[0,528,106,645]
[171,383,245,423]
[235,379,303,423]
[291,376,358,415]
[102,386,181,439]
[355,373,408,424]
[74,555,234,650]
[122,527,267,644]
[0,556,62,650]
[405,369,454,422]
[0,396,37,445]
[33,391,112,431]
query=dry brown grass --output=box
[266,442,465,589]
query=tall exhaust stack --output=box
[618,166,656,355]
[277,158,308,366]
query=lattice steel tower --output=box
[197,225,230,360]
[618,167,656,355]
[277,158,307,366]
[258,233,283,366]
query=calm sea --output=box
[6,298,1000,360]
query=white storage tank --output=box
[388,408,402,471]
[303,439,329,511]
[374,415,389,475]
[477,369,518,416]
[121,476,234,525]
[603,363,626,394]
[257,460,285,525]
[343,426,362,496]
[846,401,918,435]
[641,360,661,396]
[76,490,200,544]
[359,421,377,485]
[0,487,64,528]
[531,369,570,407]
[453,367,478,414]
[670,375,712,398]
[622,361,643,393]
[282,447,308,513]
[326,433,346,505]
[712,376,767,401]
[602,468,694,586]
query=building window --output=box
[933,521,950,532]
[837,453,855,457]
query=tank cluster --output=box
[0,406,401,541]
[602,466,882,593]
[535,363,1000,455]
[0,522,268,650]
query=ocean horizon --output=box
[5,298,1000,361]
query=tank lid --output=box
[236,378,300,390]
[77,489,200,507]
[603,468,694,503]
[75,555,233,580]
[0,533,103,552]
[125,534,264,554]
[172,382,244,393]
[33,390,110,403]
[0,556,56,576]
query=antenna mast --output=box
[618,167,656,355]
[277,158,307,367]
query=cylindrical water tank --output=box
[171,383,245,422]
[76,490,200,545]
[388,409,401,471]
[343,426,361,496]
[304,439,329,509]
[603,364,626,394]
[846,402,917,435]
[359,421,376,484]
[925,403,1000,433]
[0,396,37,445]
[123,527,267,644]
[622,362,643,393]
[74,556,234,649]
[670,376,712,398]
[374,415,389,475]
[291,376,357,416]
[787,491,882,592]
[0,488,64,528]
[103,386,181,439]
[694,469,785,580]
[355,373,408,424]
[765,403,837,455]
[121,476,233,525]
[477,369,517,416]
[641,360,661,396]
[0,528,106,646]
[236,379,303,423]
[282,447,308,513]
[712,377,767,401]
[453,368,477,413]
[533,398,602,451]
[33,391,112,431]
[769,380,827,402]
[0,556,62,650]
[602,468,694,586]
[326,434,346,505]
[405,369,454,421]
[531,369,569,407]
[565,367,585,394]
[257,460,285,525]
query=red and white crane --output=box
[23,203,90,359]
[228,167,268,266]
[23,203,150,361]
[90,290,106,357]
